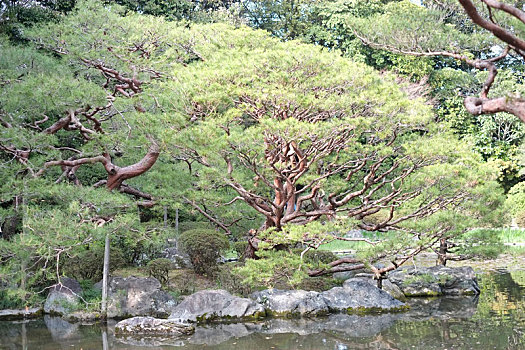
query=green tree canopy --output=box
[0,0,506,293]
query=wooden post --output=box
[163,206,168,228]
[101,233,110,314]
[175,208,179,233]
[437,238,448,266]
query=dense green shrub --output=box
[111,225,174,265]
[179,229,229,275]
[63,246,127,281]
[456,229,504,259]
[296,276,341,292]
[302,250,337,266]
[516,212,525,228]
[233,241,248,259]
[237,249,339,291]
[146,258,173,286]
[0,288,44,309]
[0,289,27,309]
[506,182,525,226]
[78,280,102,310]
[237,250,307,289]
[216,263,254,296]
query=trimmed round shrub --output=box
[303,250,337,266]
[179,229,229,275]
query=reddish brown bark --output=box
[37,142,160,192]
[458,0,525,53]
[463,96,525,122]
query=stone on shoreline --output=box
[169,289,265,323]
[251,280,407,317]
[0,307,43,321]
[43,277,82,315]
[251,289,329,317]
[389,266,480,297]
[321,279,407,313]
[115,316,194,335]
[107,276,177,319]
[348,275,407,301]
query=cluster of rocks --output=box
[115,278,407,336]
[251,278,407,318]
[43,276,177,322]
[35,264,480,337]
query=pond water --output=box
[1,272,524,350]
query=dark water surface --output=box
[1,272,524,350]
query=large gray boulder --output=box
[250,289,329,317]
[115,316,194,335]
[107,276,177,319]
[169,289,265,323]
[320,279,407,313]
[388,266,480,297]
[44,277,82,315]
[348,276,407,301]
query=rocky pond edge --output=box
[0,265,480,335]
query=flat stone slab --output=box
[0,307,43,320]
[115,316,195,335]
[63,310,103,322]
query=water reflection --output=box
[1,272,524,350]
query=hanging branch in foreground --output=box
[354,32,524,120]
[353,0,525,122]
